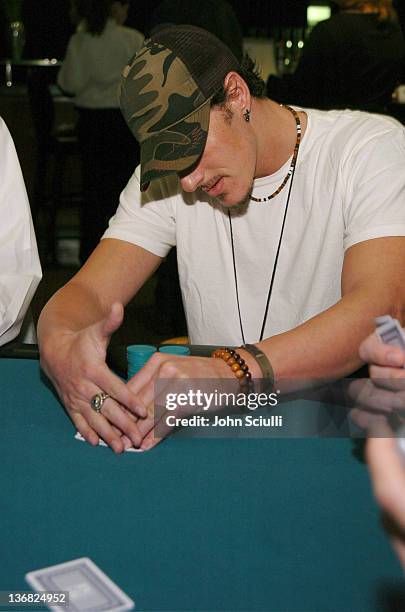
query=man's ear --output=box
[223,71,251,113]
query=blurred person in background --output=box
[267,0,405,112]
[58,0,144,264]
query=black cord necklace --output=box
[228,107,302,344]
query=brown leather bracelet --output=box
[241,344,274,391]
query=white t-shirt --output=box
[104,108,405,345]
[0,118,42,345]
[58,19,144,109]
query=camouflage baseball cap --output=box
[120,25,240,191]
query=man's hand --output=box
[349,331,405,420]
[39,302,146,453]
[126,353,240,451]
[360,331,405,380]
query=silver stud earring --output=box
[243,109,251,122]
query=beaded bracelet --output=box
[211,347,253,392]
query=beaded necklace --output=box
[250,105,301,202]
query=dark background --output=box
[0,0,404,60]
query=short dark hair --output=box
[210,54,266,107]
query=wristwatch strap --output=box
[242,344,274,390]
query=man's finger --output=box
[349,378,405,412]
[86,412,125,453]
[72,410,135,450]
[71,412,100,446]
[92,366,147,418]
[360,332,405,368]
[140,413,173,451]
[100,399,143,448]
[369,366,405,390]
[350,407,384,430]
[126,352,163,394]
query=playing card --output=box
[375,315,392,327]
[25,557,135,611]
[375,315,405,352]
[74,432,144,452]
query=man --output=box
[38,25,405,453]
[0,117,42,346]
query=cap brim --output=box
[139,99,211,192]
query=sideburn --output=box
[221,104,234,125]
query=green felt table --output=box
[0,357,404,611]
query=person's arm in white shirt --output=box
[0,118,42,345]
[57,33,89,96]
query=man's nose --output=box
[179,166,204,192]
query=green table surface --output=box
[1,358,404,612]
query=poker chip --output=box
[158,345,191,356]
[127,344,157,378]
[126,344,191,379]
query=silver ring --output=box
[90,391,110,413]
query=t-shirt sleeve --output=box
[342,118,405,251]
[102,166,177,258]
